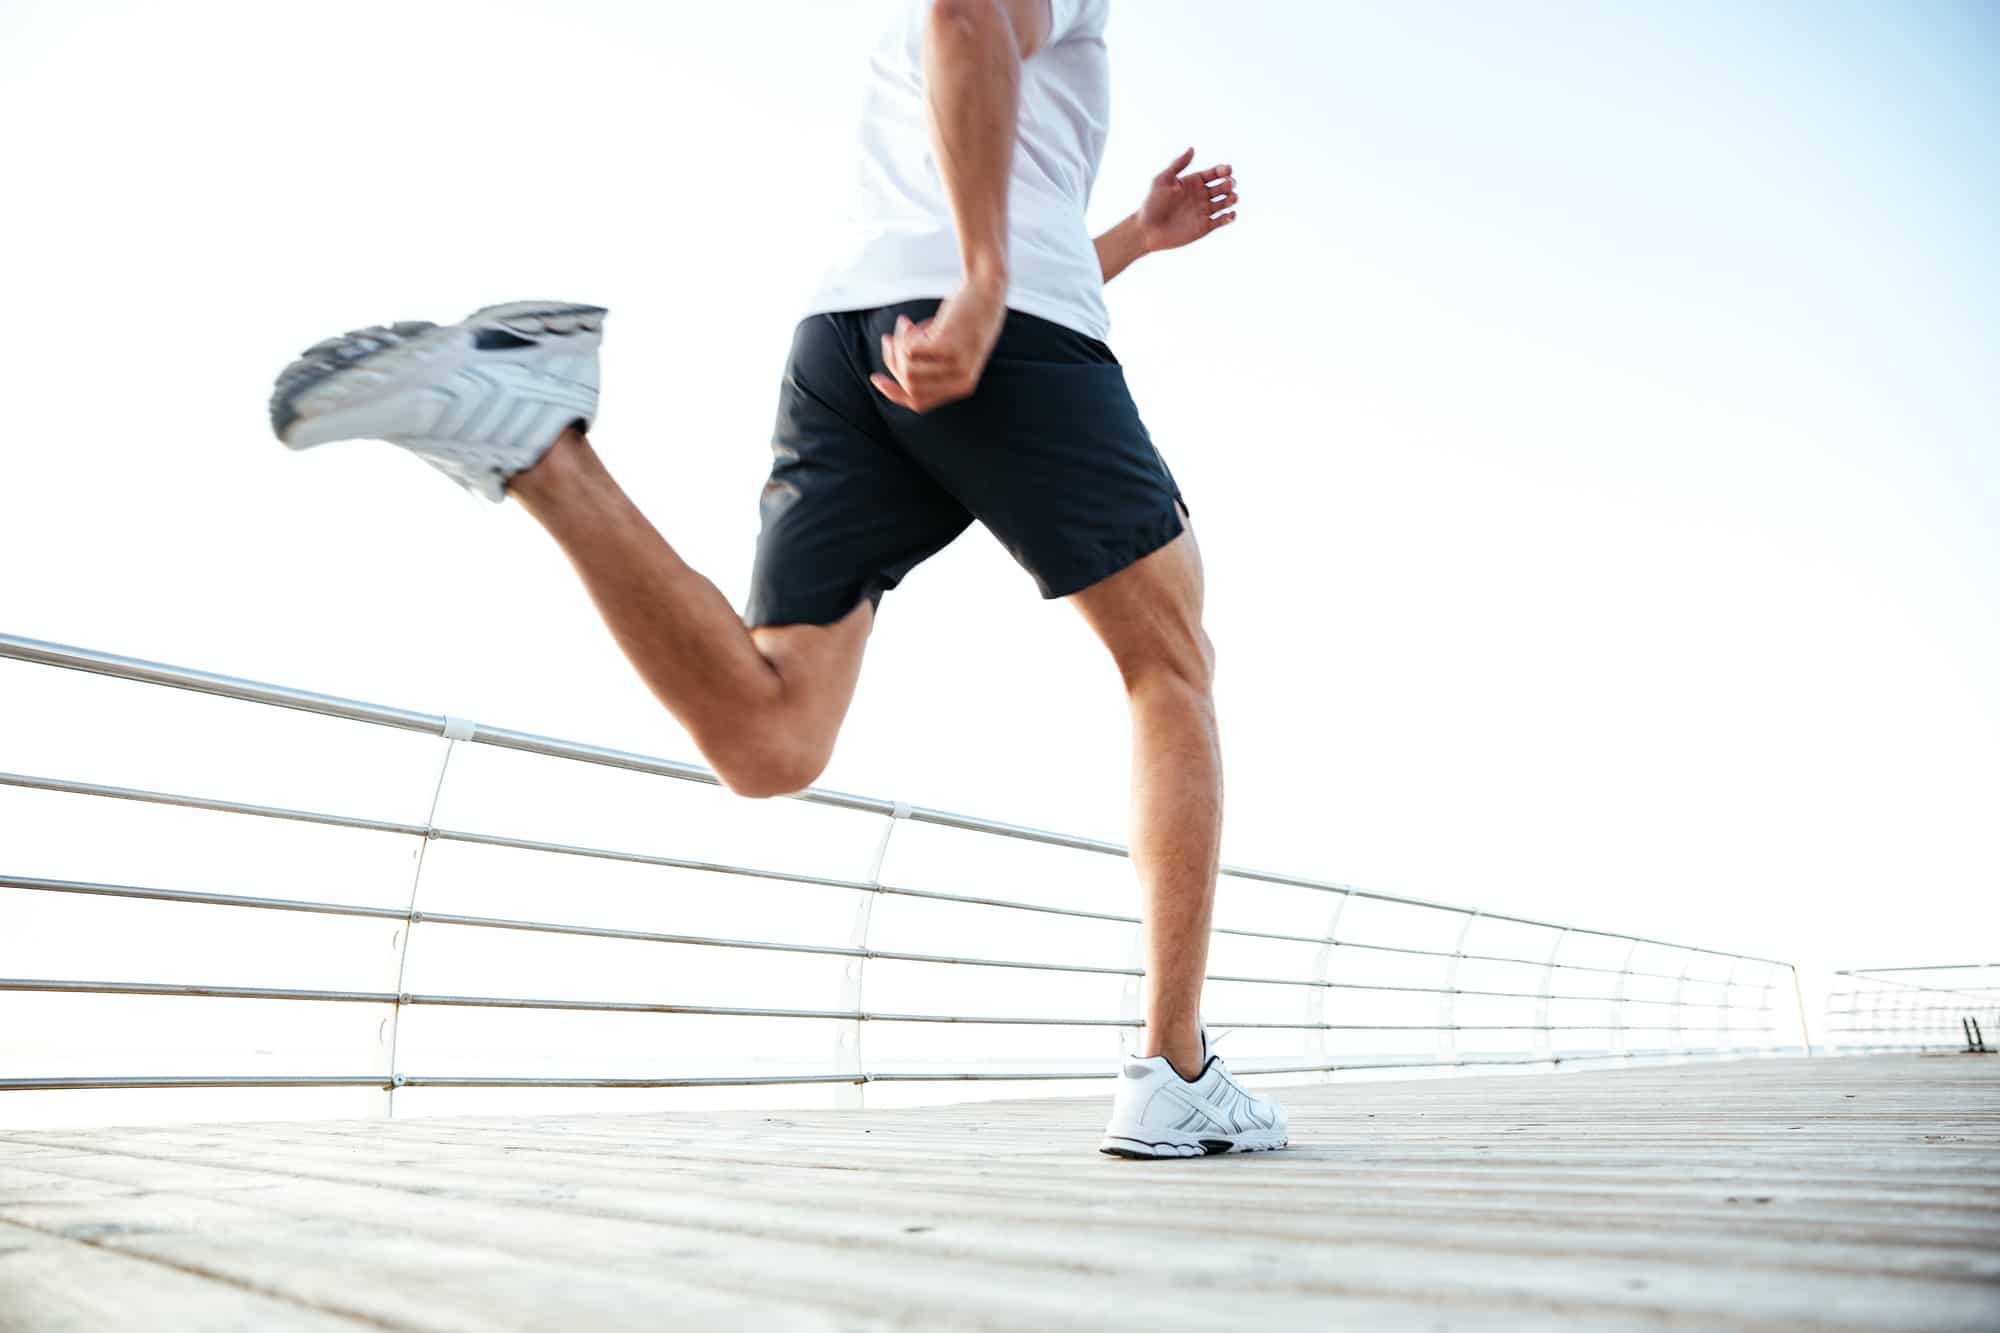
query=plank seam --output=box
[0,1214,409,1331]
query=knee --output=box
[1120,626,1216,704]
[708,732,831,801]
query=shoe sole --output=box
[1098,1129,1289,1159]
[269,300,607,448]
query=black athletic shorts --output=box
[745,299,1186,628]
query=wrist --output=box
[1122,212,1157,257]
[963,252,1010,299]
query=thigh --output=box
[877,307,1187,602]
[748,314,974,629]
[1068,526,1210,684]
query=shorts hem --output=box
[745,586,880,631]
[1038,501,1187,601]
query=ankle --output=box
[1140,1022,1205,1082]
[508,423,593,505]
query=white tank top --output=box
[804,0,1113,341]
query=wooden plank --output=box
[0,1218,373,1333]
[0,1157,1493,1333]
[131,1108,2000,1194]
[46,1120,2000,1255]
[0,1054,1991,1332]
[0,1167,866,1333]
[12,1126,1999,1330]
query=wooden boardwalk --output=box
[0,1055,1994,1331]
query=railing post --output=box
[1714,956,1742,1056]
[837,801,907,1109]
[1439,910,1481,1063]
[1789,965,1813,1056]
[1853,981,1878,1052]
[1303,891,1352,1079]
[1533,927,1568,1063]
[377,722,467,1118]
[1753,967,1777,1057]
[1608,939,1640,1057]
[1668,948,1698,1056]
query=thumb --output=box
[1158,146,1195,182]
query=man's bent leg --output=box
[512,426,871,798]
[1068,528,1218,1082]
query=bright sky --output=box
[2,1,1995,1123]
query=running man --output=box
[268,0,1287,1158]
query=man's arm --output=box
[1094,148,1240,283]
[872,0,1051,413]
[926,0,1047,295]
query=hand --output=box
[870,277,1008,413]
[1136,147,1238,254]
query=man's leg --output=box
[1068,527,1217,1082]
[511,426,872,799]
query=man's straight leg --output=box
[1072,525,1285,1155]
[1068,526,1219,1082]
[511,426,874,799]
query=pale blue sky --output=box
[2,0,1994,1038]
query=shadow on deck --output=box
[0,1054,1995,1331]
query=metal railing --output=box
[1825,964,2000,1054]
[0,632,1812,1116]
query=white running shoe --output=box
[269,300,606,501]
[1099,1028,1290,1158]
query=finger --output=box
[899,330,967,366]
[894,357,973,395]
[1158,146,1195,182]
[1207,175,1236,201]
[1207,210,1237,231]
[870,373,916,409]
[901,339,965,365]
[896,366,966,398]
[1208,190,1238,213]
[882,334,920,393]
[1198,164,1232,187]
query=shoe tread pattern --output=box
[268,321,438,442]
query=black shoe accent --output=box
[1100,1134,1224,1160]
[1177,1054,1220,1085]
[473,327,540,351]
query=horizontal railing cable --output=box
[1821,964,1998,1053]
[0,874,1781,1006]
[0,978,1778,1034]
[0,634,1793,967]
[1836,963,1999,975]
[0,1045,1788,1096]
[0,775,1764,989]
